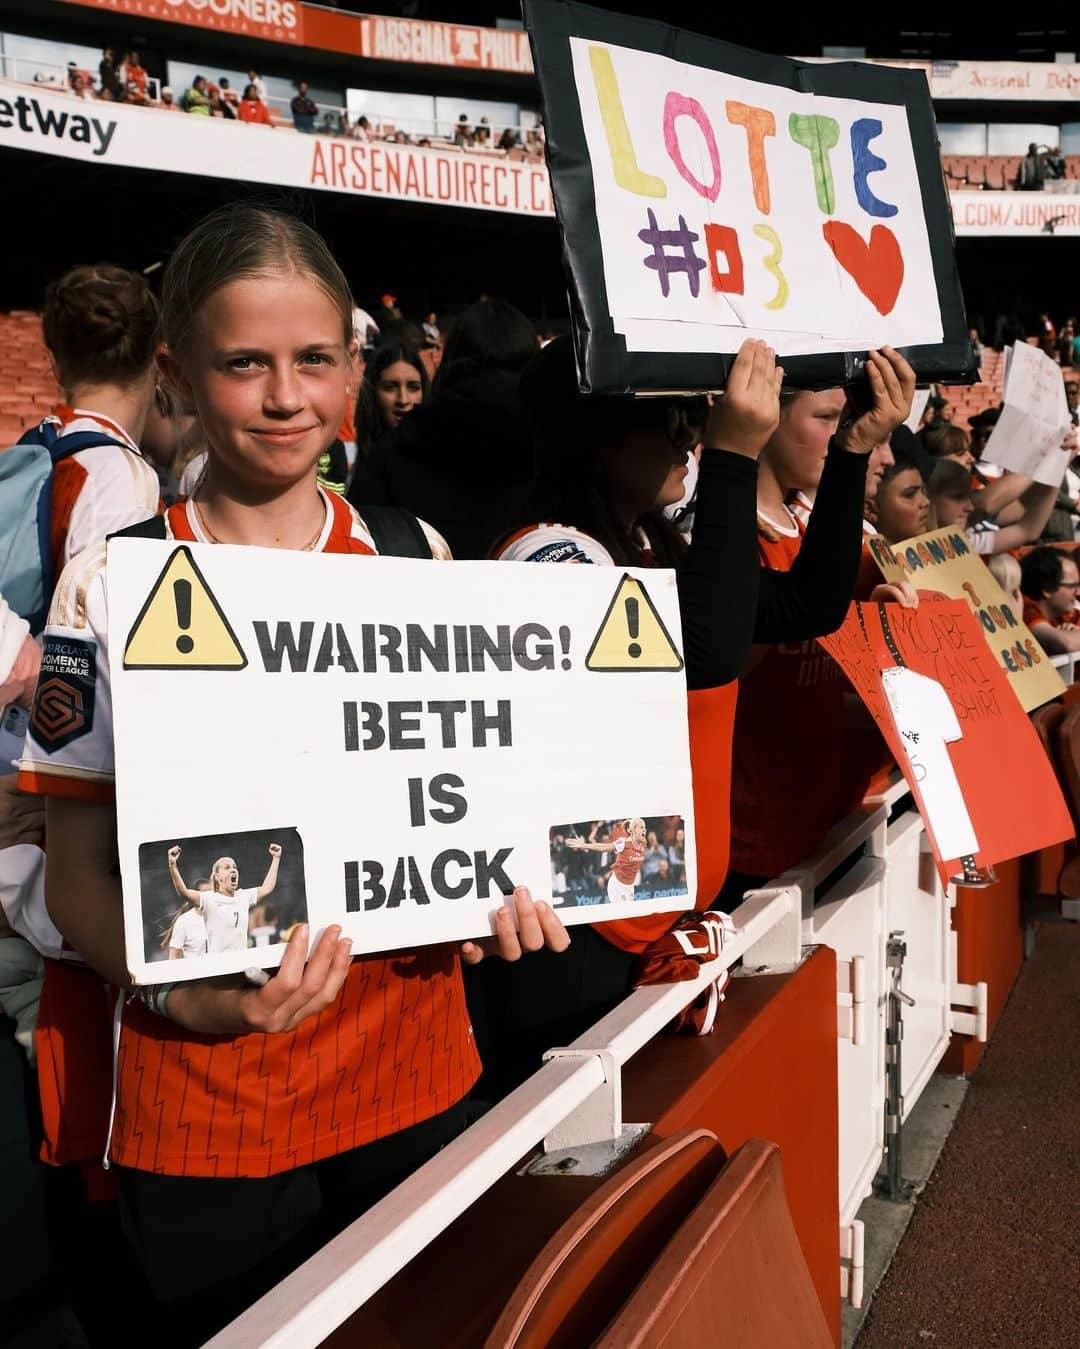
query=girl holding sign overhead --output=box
[18,204,567,1342]
[475,336,912,1093]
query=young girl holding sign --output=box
[19,204,567,1340]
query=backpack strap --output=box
[360,505,433,559]
[110,516,168,542]
[48,430,129,464]
[20,419,130,465]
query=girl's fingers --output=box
[881,346,917,401]
[511,886,542,951]
[493,903,522,961]
[537,901,571,953]
[869,349,903,411]
[264,926,340,1017]
[726,338,758,395]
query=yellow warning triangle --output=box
[585,574,684,673]
[123,546,247,671]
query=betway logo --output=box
[0,95,116,157]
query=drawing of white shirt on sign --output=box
[881,666,979,863]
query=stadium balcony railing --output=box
[202,761,1072,1347]
[0,53,545,156]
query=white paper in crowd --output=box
[107,541,697,985]
[983,342,1073,484]
[568,38,943,355]
[904,387,931,431]
[881,666,979,863]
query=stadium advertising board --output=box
[820,599,1072,880]
[358,17,534,73]
[0,79,554,217]
[952,193,1080,238]
[866,527,1066,712]
[107,541,696,985]
[524,0,974,395]
[59,0,304,44]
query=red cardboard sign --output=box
[820,599,1073,875]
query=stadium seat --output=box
[596,1139,833,1349]
[484,1129,726,1349]
[485,1136,831,1349]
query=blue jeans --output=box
[294,115,315,133]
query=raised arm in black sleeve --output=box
[677,449,761,690]
[753,440,869,645]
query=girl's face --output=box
[872,469,929,542]
[602,426,689,519]
[944,447,976,470]
[166,274,352,490]
[375,360,424,428]
[764,389,847,494]
[933,488,973,529]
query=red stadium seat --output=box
[485,1136,831,1349]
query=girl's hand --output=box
[167,845,181,863]
[167,924,353,1035]
[704,339,784,461]
[870,580,919,609]
[837,348,917,456]
[460,886,571,965]
[268,843,282,858]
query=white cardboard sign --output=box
[107,540,696,985]
[569,38,943,356]
[983,342,1073,485]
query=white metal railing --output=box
[1052,651,1080,684]
[206,767,981,1340]
[204,885,800,1349]
[0,53,160,101]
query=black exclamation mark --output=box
[558,625,572,670]
[174,579,194,654]
[626,596,641,659]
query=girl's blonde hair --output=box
[158,204,354,354]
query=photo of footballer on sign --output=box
[138,826,307,968]
[550,815,689,909]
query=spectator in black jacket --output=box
[347,300,539,558]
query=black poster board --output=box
[523,0,975,395]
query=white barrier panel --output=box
[0,78,554,217]
[952,192,1080,237]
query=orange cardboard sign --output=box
[820,599,1073,876]
[865,529,1065,712]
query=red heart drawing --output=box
[822,221,905,315]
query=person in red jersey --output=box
[18,204,567,1344]
[568,817,648,904]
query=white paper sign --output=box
[107,541,697,985]
[983,342,1073,485]
[569,38,943,356]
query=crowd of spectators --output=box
[3,200,1080,1346]
[31,40,546,157]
